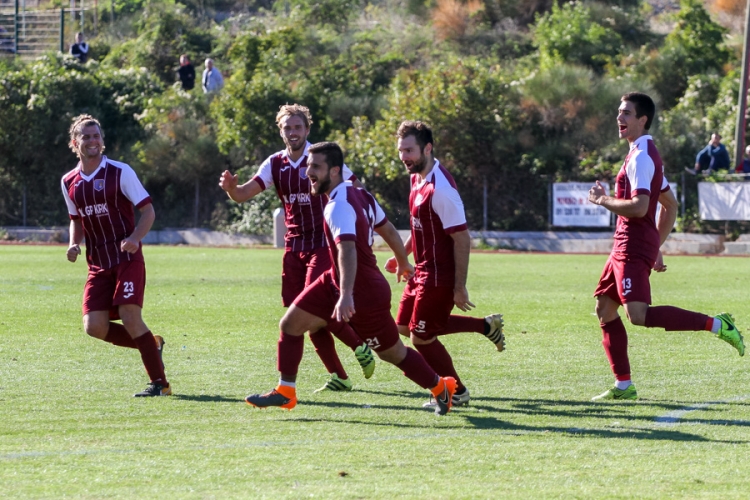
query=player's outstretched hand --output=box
[333,293,356,323]
[67,244,81,263]
[653,250,667,273]
[454,286,475,312]
[219,170,238,193]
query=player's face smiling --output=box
[398,135,427,174]
[280,115,309,153]
[617,100,646,143]
[307,153,332,196]
[75,124,104,160]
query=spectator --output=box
[177,54,196,91]
[737,145,750,175]
[69,32,89,63]
[693,133,730,174]
[201,58,224,94]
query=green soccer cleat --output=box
[591,384,638,402]
[715,313,745,357]
[314,373,353,393]
[355,343,376,379]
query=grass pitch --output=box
[1,245,749,499]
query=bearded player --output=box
[245,141,457,415]
[219,104,375,392]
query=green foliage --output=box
[0,55,161,226]
[103,2,214,85]
[533,1,623,73]
[220,179,282,235]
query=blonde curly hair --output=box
[275,104,313,130]
[68,114,105,157]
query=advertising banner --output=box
[552,182,611,227]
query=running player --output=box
[219,104,375,392]
[588,92,744,401]
[385,121,504,408]
[245,142,458,415]
[61,114,170,397]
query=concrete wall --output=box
[1,226,746,255]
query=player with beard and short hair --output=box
[245,141,458,415]
[588,92,744,401]
[219,104,375,393]
[61,114,170,397]
[384,120,504,409]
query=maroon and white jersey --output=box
[612,134,670,262]
[323,181,389,298]
[252,142,356,252]
[409,160,468,287]
[61,156,151,271]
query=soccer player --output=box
[245,142,458,415]
[588,92,744,401]
[384,121,504,408]
[219,104,375,392]
[61,114,170,397]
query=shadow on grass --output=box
[172,394,245,403]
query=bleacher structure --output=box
[0,0,90,58]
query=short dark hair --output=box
[621,92,655,130]
[397,120,434,151]
[308,141,344,172]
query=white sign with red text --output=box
[552,182,611,227]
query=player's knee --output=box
[376,341,406,364]
[627,310,647,326]
[83,319,108,339]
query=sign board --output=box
[698,182,750,221]
[552,182,611,227]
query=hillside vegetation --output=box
[0,0,744,232]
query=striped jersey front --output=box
[61,156,151,271]
[252,142,355,252]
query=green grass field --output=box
[1,245,749,499]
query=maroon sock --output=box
[440,315,485,335]
[308,328,348,379]
[396,347,439,389]
[601,317,630,381]
[134,331,167,385]
[644,306,712,332]
[277,331,305,378]
[104,322,137,348]
[414,339,464,391]
[327,320,363,350]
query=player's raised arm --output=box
[219,170,263,203]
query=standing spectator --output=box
[61,114,171,398]
[736,145,750,175]
[69,32,89,63]
[177,54,196,91]
[201,58,224,94]
[693,133,730,174]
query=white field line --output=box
[654,395,750,426]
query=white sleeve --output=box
[342,163,354,181]
[324,199,357,241]
[627,150,655,194]
[661,173,669,191]
[431,182,467,230]
[60,177,78,217]
[120,164,150,206]
[252,156,274,190]
[372,196,386,226]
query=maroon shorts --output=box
[293,271,399,352]
[593,253,652,305]
[396,278,454,340]
[281,247,331,307]
[83,260,146,318]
